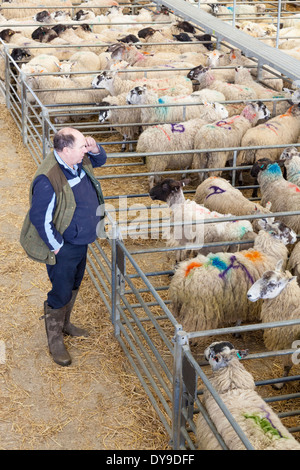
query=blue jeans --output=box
[46,242,88,309]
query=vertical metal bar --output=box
[172,327,188,450]
[21,72,28,146]
[4,47,10,109]
[275,0,282,49]
[231,149,237,186]
[41,107,50,160]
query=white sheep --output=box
[168,218,296,333]
[247,259,300,389]
[251,159,300,234]
[98,91,141,151]
[149,178,255,263]
[126,85,229,128]
[91,71,193,97]
[196,341,300,450]
[187,65,258,116]
[136,103,228,188]
[288,241,300,285]
[20,54,61,74]
[237,104,300,167]
[192,101,270,182]
[24,74,108,122]
[107,43,196,78]
[279,146,300,187]
[194,176,272,232]
[56,50,103,78]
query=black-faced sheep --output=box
[192,101,270,182]
[168,218,296,333]
[149,178,255,262]
[196,341,300,450]
[247,259,300,389]
[251,159,300,233]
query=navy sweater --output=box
[29,145,107,251]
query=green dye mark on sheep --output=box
[243,413,287,439]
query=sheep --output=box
[91,70,194,97]
[194,176,272,232]
[136,103,228,188]
[196,341,300,450]
[136,26,209,56]
[187,65,258,116]
[279,146,300,187]
[126,85,229,128]
[149,178,255,263]
[107,43,197,77]
[234,66,291,115]
[288,241,300,285]
[251,159,300,234]
[247,259,300,389]
[56,50,103,78]
[20,54,61,74]
[74,0,120,17]
[211,3,267,20]
[24,74,108,122]
[168,218,296,334]
[98,91,142,151]
[192,101,270,183]
[237,104,300,168]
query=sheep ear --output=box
[236,349,249,359]
[288,276,297,284]
[275,259,284,272]
[181,178,191,187]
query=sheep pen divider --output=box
[1,0,300,450]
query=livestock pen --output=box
[1,0,300,450]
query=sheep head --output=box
[149,178,190,203]
[279,146,300,161]
[256,218,297,246]
[137,27,156,40]
[247,260,297,302]
[33,10,51,23]
[126,85,147,105]
[204,341,249,371]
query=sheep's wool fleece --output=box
[260,276,300,351]
[196,358,300,450]
[288,241,300,284]
[169,231,288,332]
[258,165,300,233]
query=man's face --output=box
[65,133,87,167]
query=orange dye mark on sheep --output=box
[279,107,293,118]
[154,126,171,141]
[243,251,264,262]
[185,261,202,277]
[288,182,300,192]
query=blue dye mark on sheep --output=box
[205,185,226,199]
[208,255,228,271]
[171,123,185,133]
[265,163,282,176]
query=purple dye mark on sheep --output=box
[218,255,255,284]
[260,405,283,438]
[170,123,185,133]
[205,185,226,199]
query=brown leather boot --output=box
[63,289,89,337]
[43,302,72,367]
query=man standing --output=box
[20,127,107,366]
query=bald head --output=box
[53,127,83,152]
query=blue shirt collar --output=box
[54,149,79,176]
